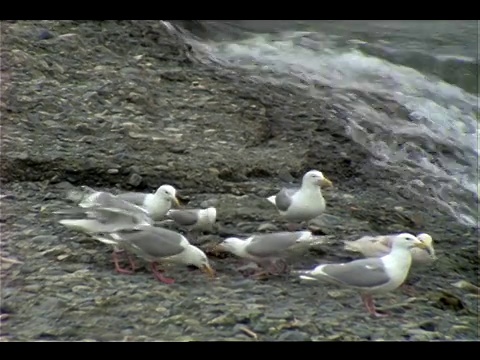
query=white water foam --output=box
[169,26,479,227]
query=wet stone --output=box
[38,29,54,40]
[23,284,42,293]
[30,235,59,244]
[127,173,142,187]
[405,329,442,341]
[257,223,279,232]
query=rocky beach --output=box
[0,20,478,341]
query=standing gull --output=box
[297,233,428,317]
[164,207,217,238]
[266,170,333,231]
[94,225,215,284]
[57,189,153,274]
[343,232,437,296]
[116,184,180,220]
[216,231,319,276]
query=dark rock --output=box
[127,173,142,187]
[38,29,54,40]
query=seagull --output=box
[94,225,215,284]
[266,170,333,231]
[57,188,153,274]
[297,233,428,317]
[343,232,438,297]
[116,184,180,220]
[216,231,320,277]
[343,232,438,295]
[164,207,217,241]
[166,207,217,232]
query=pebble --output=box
[405,328,441,341]
[450,325,474,336]
[169,146,187,154]
[38,29,54,40]
[200,198,219,208]
[207,314,237,326]
[128,131,148,139]
[327,290,350,299]
[72,285,92,294]
[257,222,279,232]
[451,280,479,294]
[417,320,437,332]
[277,330,311,341]
[75,123,94,135]
[14,152,29,160]
[127,173,142,187]
[18,264,38,275]
[56,254,69,261]
[30,235,59,244]
[23,284,42,293]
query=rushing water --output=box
[163,20,479,228]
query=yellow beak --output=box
[320,177,333,188]
[201,263,216,278]
[172,196,181,208]
[414,241,429,250]
[425,244,437,259]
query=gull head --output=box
[303,170,333,188]
[391,233,426,251]
[215,237,245,255]
[416,233,437,259]
[156,185,180,207]
[185,245,215,278]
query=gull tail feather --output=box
[299,275,320,281]
[295,265,327,281]
[156,219,175,226]
[91,234,119,246]
[291,268,314,276]
[295,231,323,245]
[58,219,101,233]
[53,208,89,216]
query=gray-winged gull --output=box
[344,232,437,296]
[116,184,180,220]
[57,189,153,274]
[165,207,217,234]
[216,231,320,276]
[94,225,215,284]
[297,233,428,317]
[343,232,437,266]
[266,170,333,231]
[71,186,152,216]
